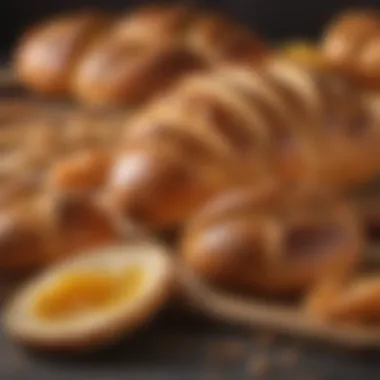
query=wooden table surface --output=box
[1,309,380,380]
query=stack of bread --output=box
[2,5,380,352]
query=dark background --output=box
[0,0,380,53]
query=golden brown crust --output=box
[104,143,218,230]
[0,192,120,277]
[100,70,275,230]
[186,14,268,65]
[0,209,50,275]
[14,11,110,95]
[50,194,120,258]
[111,4,194,45]
[322,10,380,88]
[181,186,362,296]
[0,101,134,278]
[72,42,207,107]
[14,5,200,104]
[68,4,207,106]
[48,149,115,194]
[20,59,378,236]
[14,5,268,106]
[305,276,380,325]
[62,60,380,231]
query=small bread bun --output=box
[14,10,110,95]
[13,4,269,106]
[186,14,268,65]
[48,148,115,194]
[0,193,120,278]
[0,207,49,275]
[70,4,202,107]
[72,41,206,107]
[181,185,362,296]
[104,143,216,230]
[49,193,120,259]
[322,10,380,87]
[110,4,194,45]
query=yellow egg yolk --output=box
[33,267,146,322]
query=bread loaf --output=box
[181,184,361,296]
[89,61,380,230]
[14,5,267,107]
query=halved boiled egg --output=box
[3,242,174,351]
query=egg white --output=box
[3,242,174,351]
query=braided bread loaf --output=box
[14,5,267,107]
[322,10,380,88]
[51,59,380,231]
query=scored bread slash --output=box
[3,242,175,352]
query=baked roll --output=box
[70,4,204,106]
[72,41,206,107]
[322,9,380,88]
[14,5,267,107]
[14,10,110,96]
[186,13,268,65]
[180,184,362,296]
[90,61,380,230]
[47,148,115,194]
[0,192,120,277]
[305,276,380,325]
